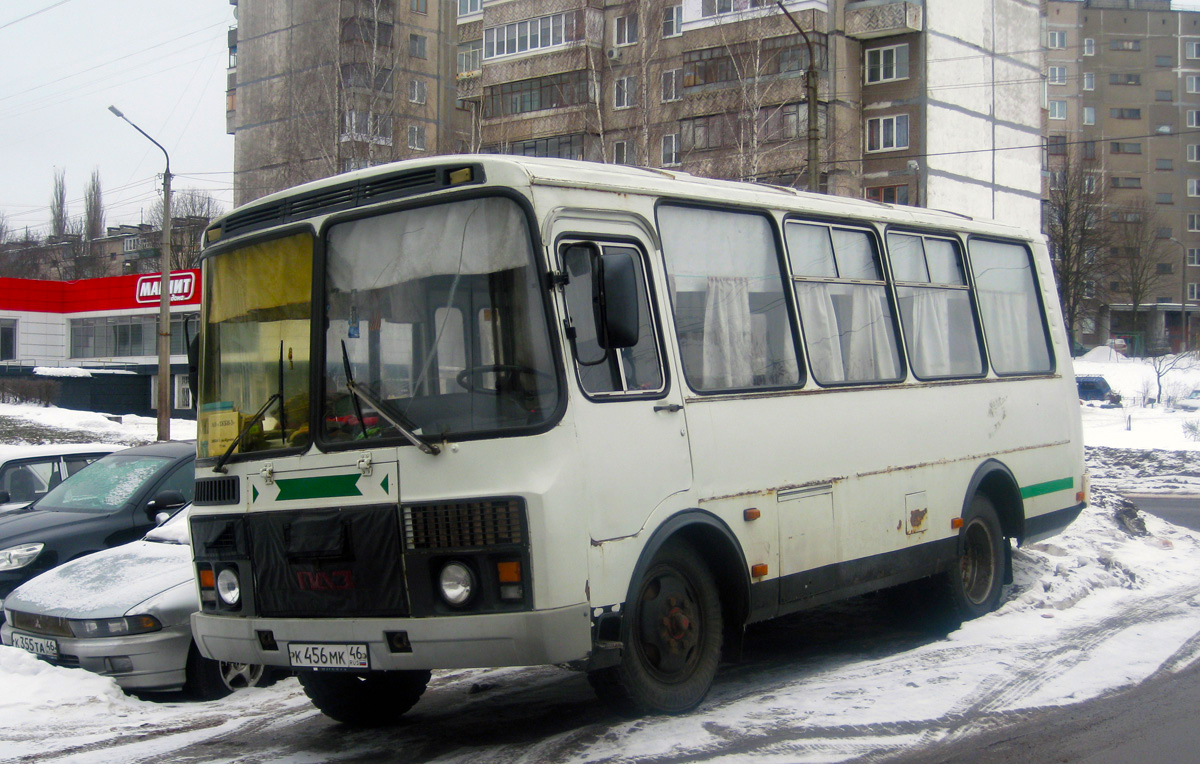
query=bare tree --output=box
[1107,197,1174,353]
[1146,350,1196,405]
[50,169,67,239]
[83,169,104,257]
[1044,147,1111,350]
[150,189,225,270]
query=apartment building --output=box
[227,0,1043,225]
[1045,0,1200,353]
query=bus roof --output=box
[209,155,1036,245]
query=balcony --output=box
[845,1,922,41]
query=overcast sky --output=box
[0,0,234,239]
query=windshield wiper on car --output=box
[213,393,282,474]
[341,340,440,456]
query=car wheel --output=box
[588,539,723,715]
[184,643,267,700]
[942,494,1007,622]
[298,670,431,726]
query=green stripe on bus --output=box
[1020,477,1074,500]
[275,474,362,501]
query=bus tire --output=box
[298,669,431,726]
[588,539,723,714]
[945,493,1006,621]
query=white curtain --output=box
[980,290,1046,373]
[846,285,900,380]
[909,289,952,377]
[795,283,845,383]
[702,277,753,388]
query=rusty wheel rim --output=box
[634,563,704,683]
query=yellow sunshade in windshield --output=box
[207,233,313,323]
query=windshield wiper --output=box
[212,393,281,474]
[341,341,440,456]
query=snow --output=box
[0,402,197,445]
[1,355,1200,762]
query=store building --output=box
[0,270,200,419]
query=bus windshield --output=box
[198,232,313,459]
[320,195,560,444]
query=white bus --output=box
[189,155,1085,723]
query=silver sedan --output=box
[0,507,269,698]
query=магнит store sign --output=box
[135,272,197,304]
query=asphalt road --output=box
[1127,495,1200,532]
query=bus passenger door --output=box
[555,229,692,543]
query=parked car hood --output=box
[0,505,127,546]
[4,538,191,620]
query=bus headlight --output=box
[216,568,241,606]
[438,562,475,607]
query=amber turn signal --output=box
[744,508,761,521]
[497,561,521,583]
[951,517,964,530]
[198,568,215,589]
[750,563,768,577]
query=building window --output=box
[615,76,637,109]
[1083,141,1097,160]
[1110,108,1141,120]
[341,17,393,47]
[341,63,393,93]
[408,125,426,150]
[661,68,681,102]
[1083,72,1094,90]
[662,133,680,166]
[458,40,482,74]
[409,79,427,104]
[613,140,630,165]
[1190,179,1200,197]
[682,34,826,88]
[0,319,14,361]
[1111,177,1142,189]
[1083,106,1096,125]
[458,0,481,15]
[1189,214,1200,232]
[866,114,909,152]
[865,185,909,205]
[1191,283,1200,301]
[1157,90,1174,102]
[484,11,584,60]
[1190,111,1200,128]
[1083,37,1095,56]
[1110,39,1140,51]
[484,133,584,159]
[1160,158,1175,171]
[1049,100,1067,120]
[1049,170,1065,190]
[1159,264,1175,275]
[701,0,734,17]
[1047,135,1067,155]
[1157,55,1173,67]
[1190,76,1200,95]
[482,70,591,117]
[409,34,426,58]
[866,44,909,84]
[1084,175,1097,193]
[1189,249,1200,266]
[615,14,638,45]
[1188,41,1200,59]
[1048,31,1066,49]
[1048,66,1066,85]
[1084,281,1096,299]
[1158,193,1175,204]
[411,0,426,13]
[341,109,393,145]
[1110,142,1142,155]
[1189,145,1200,162]
[662,5,682,38]
[1109,73,1141,86]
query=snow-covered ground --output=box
[1,354,1199,763]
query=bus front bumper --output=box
[192,603,594,671]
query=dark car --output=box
[0,441,195,614]
[1076,375,1119,404]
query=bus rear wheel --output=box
[298,669,431,726]
[945,494,1006,621]
[589,539,722,714]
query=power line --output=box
[0,0,73,32]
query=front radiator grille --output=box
[404,499,525,550]
[9,610,72,637]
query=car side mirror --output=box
[147,490,187,516]
[187,333,200,411]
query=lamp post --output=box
[777,2,820,194]
[1171,237,1190,351]
[109,106,172,441]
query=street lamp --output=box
[1170,237,1190,351]
[777,2,821,194]
[108,105,173,441]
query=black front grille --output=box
[9,610,71,637]
[404,499,526,550]
[195,476,240,505]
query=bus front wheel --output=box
[945,494,1006,621]
[589,539,723,714]
[298,669,431,726]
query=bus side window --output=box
[967,239,1053,374]
[562,242,664,395]
[658,205,800,391]
[887,232,984,379]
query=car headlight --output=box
[69,615,162,638]
[0,543,44,571]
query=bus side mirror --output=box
[187,334,199,411]
[595,251,639,349]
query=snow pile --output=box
[0,402,197,445]
[0,648,138,715]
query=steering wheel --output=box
[456,364,553,395]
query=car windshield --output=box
[36,454,172,514]
[144,505,190,544]
[1189,390,1200,400]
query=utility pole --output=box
[108,105,173,441]
[778,2,820,194]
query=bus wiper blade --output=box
[344,380,440,456]
[212,393,282,474]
